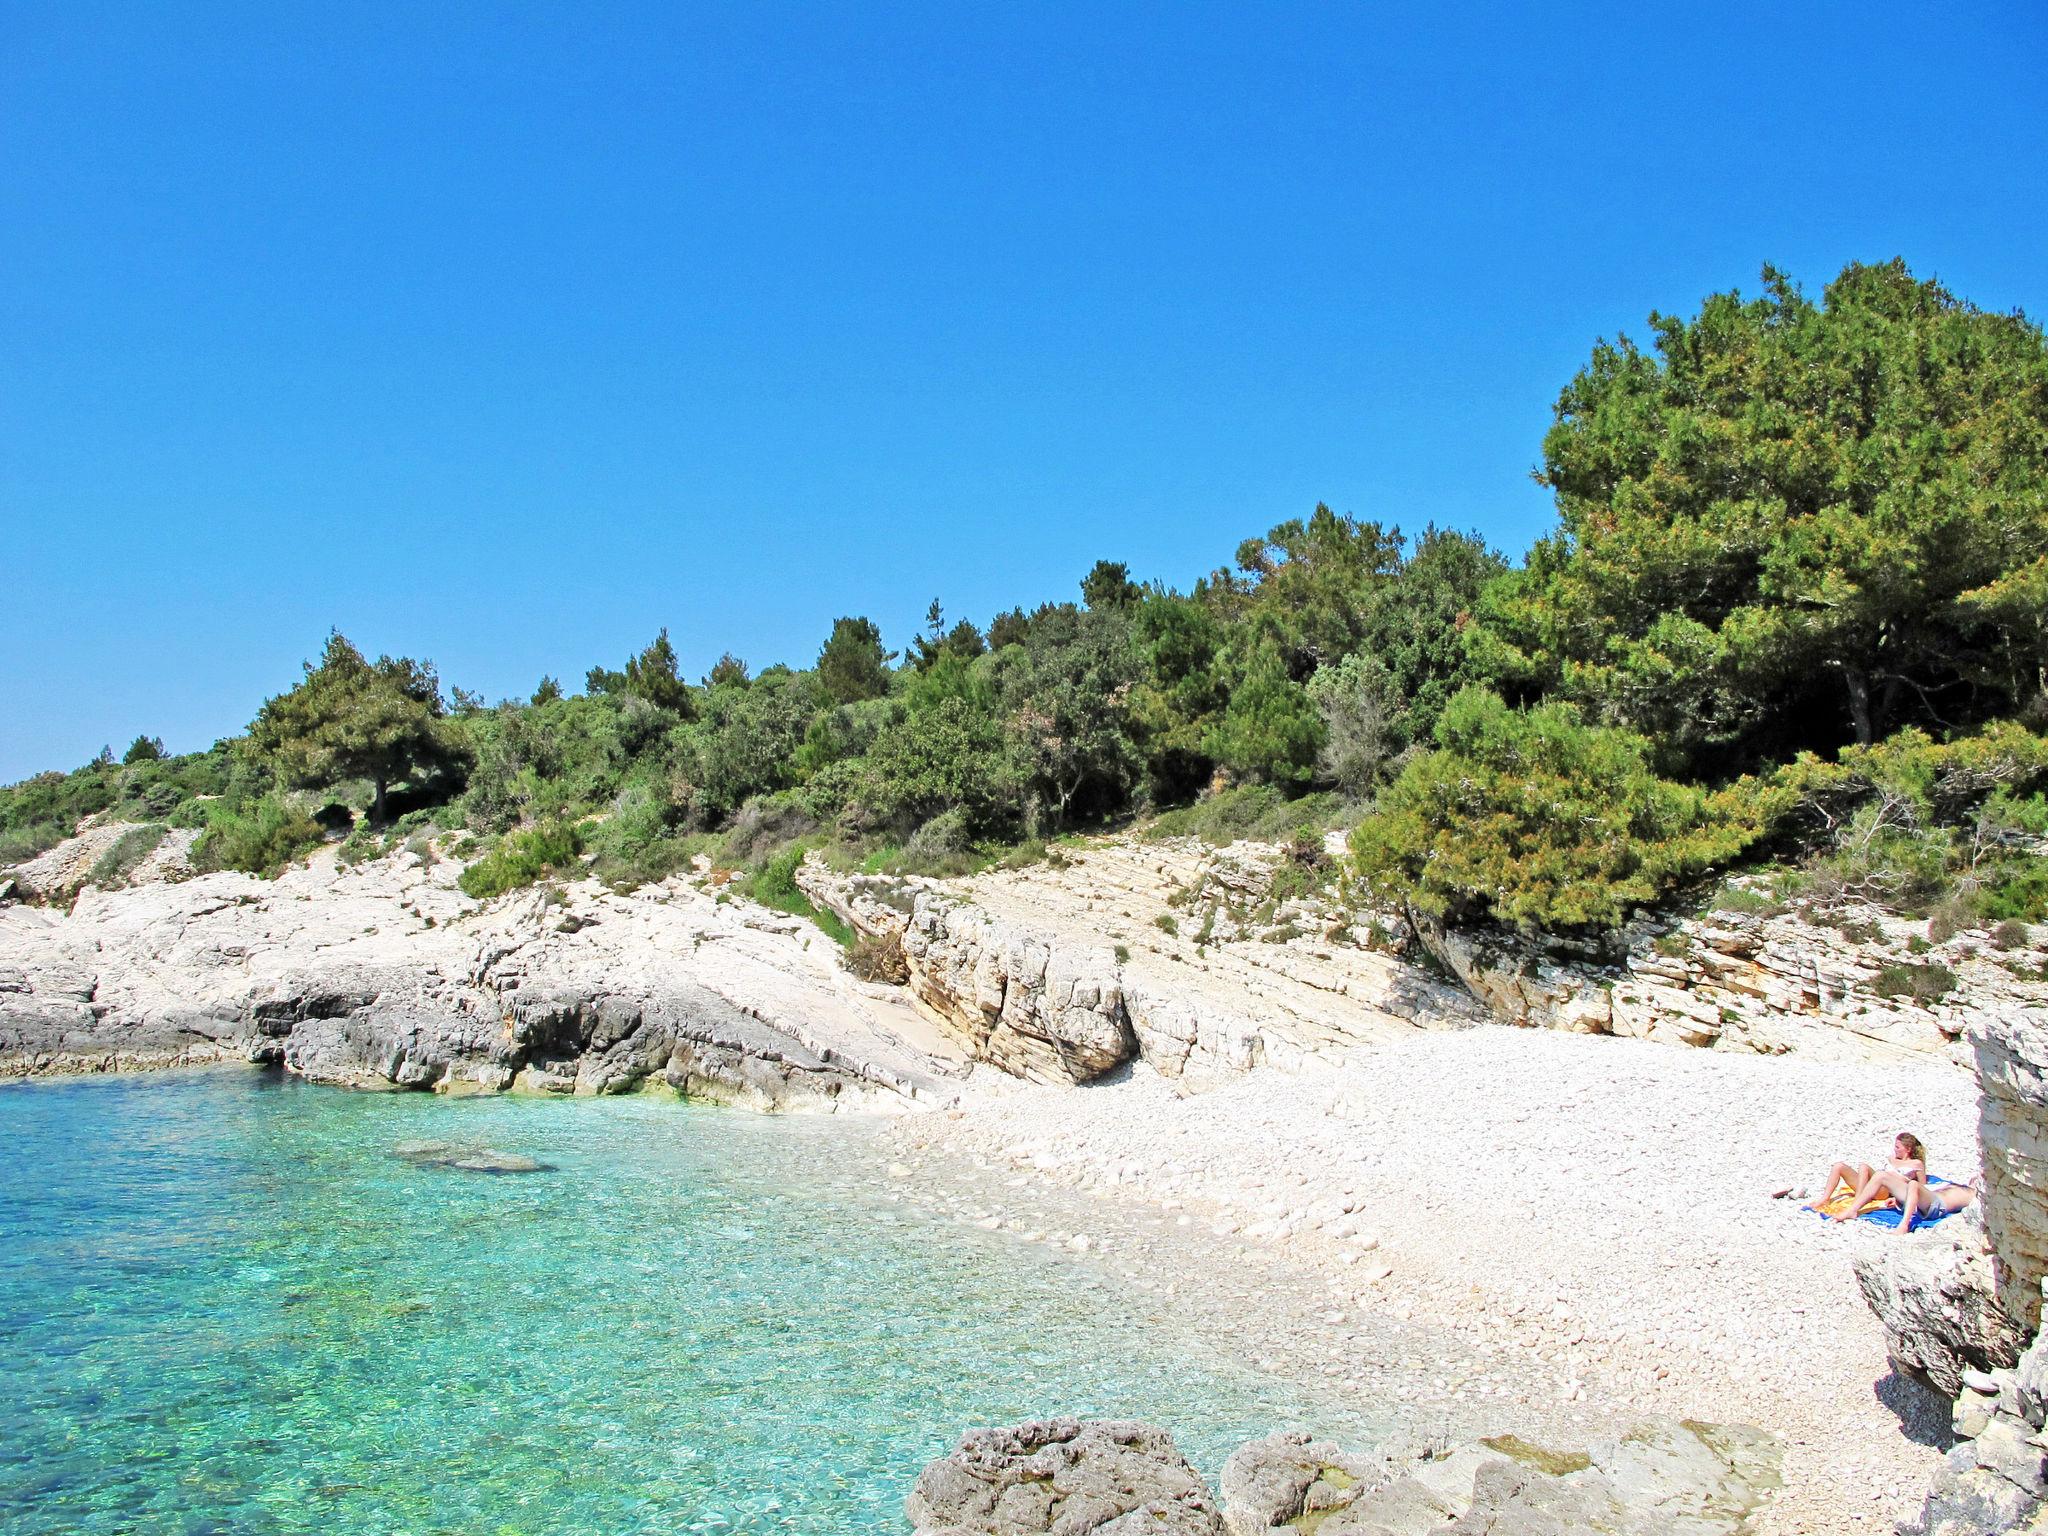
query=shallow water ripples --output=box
[0,1071,1377,1534]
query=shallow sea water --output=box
[0,1069,1378,1534]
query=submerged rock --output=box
[907,1419,1223,1535]
[392,1140,546,1173]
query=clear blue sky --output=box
[4,3,2043,781]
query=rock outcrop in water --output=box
[907,1420,1225,1535]
[907,1416,1782,1536]
[0,837,961,1109]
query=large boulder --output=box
[906,1419,1223,1536]
[1855,1221,2028,1396]
[1317,1419,1780,1536]
[1218,1431,1385,1536]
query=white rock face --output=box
[799,843,1482,1088]
[0,838,961,1109]
[1973,1008,2048,1328]
[802,836,2025,1096]
[1421,902,2025,1066]
[1854,1218,2027,1396]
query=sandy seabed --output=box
[875,1025,1979,1536]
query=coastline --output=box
[0,833,2024,1533]
[876,1030,1976,1536]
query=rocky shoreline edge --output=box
[6,823,2048,1533]
[903,1415,1780,1536]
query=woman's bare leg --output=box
[1834,1166,1895,1221]
[1810,1162,1865,1210]
[1824,1164,1875,1218]
[1898,1180,1927,1233]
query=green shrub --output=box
[86,824,168,887]
[1870,962,1959,1006]
[1981,861,2048,924]
[1927,896,1978,944]
[1143,784,1349,847]
[996,838,1049,870]
[1154,913,1179,936]
[458,822,583,901]
[0,821,66,866]
[1352,688,1774,932]
[196,794,326,877]
[738,845,851,946]
[336,826,385,866]
[165,799,213,830]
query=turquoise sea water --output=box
[0,1070,1373,1534]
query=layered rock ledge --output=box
[0,842,961,1109]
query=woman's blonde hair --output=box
[1898,1132,1927,1163]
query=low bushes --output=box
[1144,784,1351,847]
[1871,962,1959,1006]
[0,821,65,866]
[195,794,326,878]
[736,845,852,946]
[459,822,583,900]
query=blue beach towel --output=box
[1809,1175,1964,1229]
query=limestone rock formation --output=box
[803,837,2011,1086]
[1217,1430,1386,1535]
[1855,1219,2027,1396]
[1417,901,2010,1066]
[1882,1000,2048,1536]
[0,836,960,1109]
[906,1419,1224,1536]
[5,823,197,904]
[1974,1008,2048,1326]
[909,1418,1779,1536]
[798,847,1481,1089]
[1899,1296,2048,1536]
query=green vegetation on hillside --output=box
[5,259,2044,935]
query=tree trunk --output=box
[1844,666,1874,747]
[372,777,388,825]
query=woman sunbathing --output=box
[1810,1132,1925,1222]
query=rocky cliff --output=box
[800,836,2030,1088]
[797,841,1481,1089]
[0,834,961,1109]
